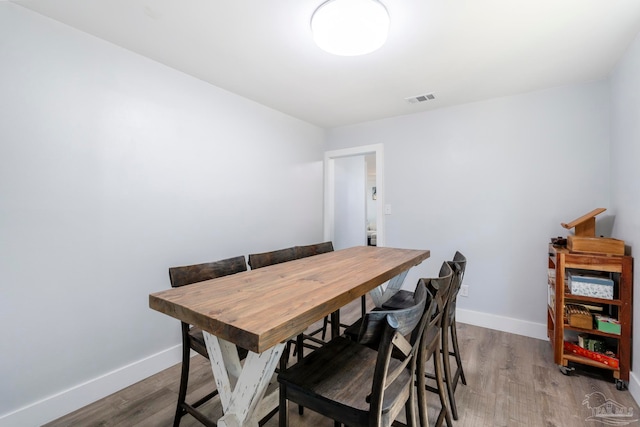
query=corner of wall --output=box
[456,308,548,340]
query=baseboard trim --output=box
[0,345,182,427]
[456,307,548,341]
[628,370,640,404]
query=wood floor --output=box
[45,299,640,427]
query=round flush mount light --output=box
[311,0,390,56]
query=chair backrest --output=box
[362,282,435,426]
[248,247,297,269]
[418,263,454,365]
[445,251,467,320]
[425,262,454,324]
[452,250,467,286]
[169,255,247,288]
[358,280,428,345]
[168,256,248,359]
[295,241,334,259]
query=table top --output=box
[149,246,430,353]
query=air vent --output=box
[405,93,436,104]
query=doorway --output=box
[324,144,384,248]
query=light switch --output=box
[384,204,392,215]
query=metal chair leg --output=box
[441,320,459,420]
[296,334,305,415]
[173,341,191,427]
[433,341,453,427]
[418,335,453,427]
[450,319,467,385]
[416,345,429,427]
[279,354,289,427]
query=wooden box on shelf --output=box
[565,304,593,329]
[568,235,625,256]
[568,272,614,299]
[595,315,621,335]
[561,208,625,256]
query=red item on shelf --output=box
[563,341,619,369]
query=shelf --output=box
[548,248,632,383]
[563,352,618,372]
[563,324,621,339]
[564,293,622,306]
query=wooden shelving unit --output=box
[547,245,633,389]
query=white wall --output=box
[0,4,324,424]
[326,81,611,337]
[610,31,640,400]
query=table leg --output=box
[203,332,284,427]
[330,310,340,339]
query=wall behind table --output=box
[0,4,324,423]
[326,82,610,336]
[610,31,640,401]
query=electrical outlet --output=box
[460,285,469,297]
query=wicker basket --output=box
[565,304,593,330]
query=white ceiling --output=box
[11,0,640,128]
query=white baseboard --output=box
[628,370,640,404]
[456,307,548,341]
[0,345,182,427]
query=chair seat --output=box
[381,290,415,310]
[342,318,362,340]
[342,307,385,341]
[279,336,411,426]
[346,289,424,339]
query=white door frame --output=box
[324,144,384,247]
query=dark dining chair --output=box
[341,262,454,427]
[295,241,341,357]
[248,242,336,417]
[294,241,334,258]
[441,251,467,420]
[416,263,454,427]
[248,246,298,269]
[296,242,368,340]
[249,242,337,361]
[248,243,328,416]
[278,279,433,427]
[168,255,249,427]
[375,262,454,427]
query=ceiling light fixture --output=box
[311,0,390,56]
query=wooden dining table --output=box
[149,245,430,427]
